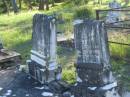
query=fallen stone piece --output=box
[0,87,3,91]
[41,92,53,97]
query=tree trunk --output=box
[46,0,49,10]
[52,0,55,7]
[2,0,10,15]
[39,0,45,10]
[97,0,102,4]
[19,0,22,9]
[11,0,19,13]
[28,0,32,10]
[2,0,7,12]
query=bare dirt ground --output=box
[0,68,48,97]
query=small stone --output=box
[25,94,29,96]
[12,94,16,96]
[7,90,12,93]
[5,90,12,96]
[41,92,53,96]
[5,92,11,96]
[28,76,31,79]
[35,86,44,90]
[0,87,3,91]
[2,96,7,97]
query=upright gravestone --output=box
[73,19,120,97]
[28,14,61,84]
[106,0,121,23]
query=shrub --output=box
[74,6,93,19]
[62,69,76,84]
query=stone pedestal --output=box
[73,19,120,97]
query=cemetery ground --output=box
[0,2,107,84]
[0,1,130,96]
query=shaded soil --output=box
[0,68,49,97]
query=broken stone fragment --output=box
[0,87,3,91]
[4,90,12,96]
[41,92,53,96]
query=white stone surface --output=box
[31,54,46,66]
[101,82,117,90]
[105,89,120,97]
[25,94,29,96]
[0,87,3,91]
[48,62,57,70]
[77,76,82,82]
[5,90,12,96]
[35,86,44,90]
[73,19,83,25]
[12,94,16,96]
[41,92,53,96]
[88,87,97,90]
[56,73,62,80]
[50,20,57,62]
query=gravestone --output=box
[106,0,121,24]
[28,14,61,84]
[73,19,120,97]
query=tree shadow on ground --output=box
[11,39,32,64]
[57,46,76,69]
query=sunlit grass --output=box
[108,31,130,58]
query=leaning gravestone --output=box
[73,19,121,97]
[106,0,121,24]
[28,14,61,84]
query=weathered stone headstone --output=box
[73,19,120,97]
[28,14,61,84]
[106,0,121,23]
